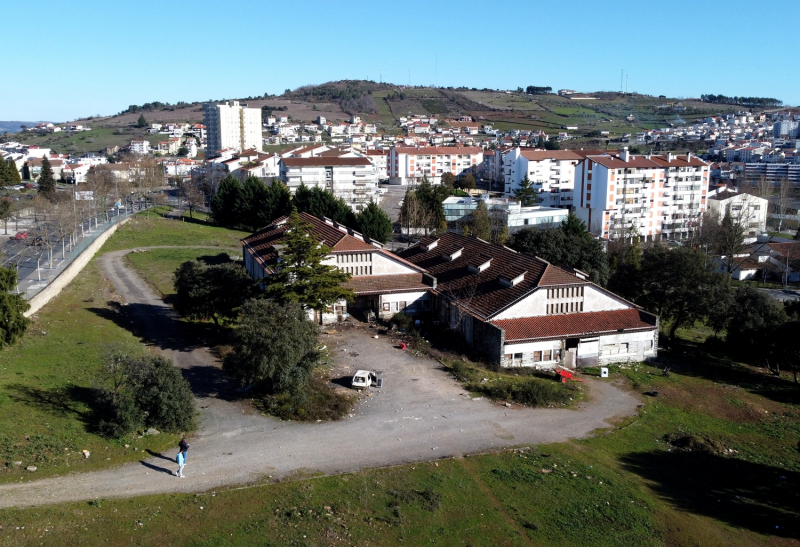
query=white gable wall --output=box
[582,286,629,312]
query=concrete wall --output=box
[24,218,130,317]
[472,318,505,365]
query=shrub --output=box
[258,376,353,421]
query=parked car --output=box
[13,231,28,240]
[351,370,382,390]
[23,183,35,189]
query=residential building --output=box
[279,156,378,211]
[742,162,800,186]
[501,149,582,209]
[203,100,262,153]
[129,140,150,155]
[397,233,658,367]
[707,187,768,234]
[443,196,569,232]
[574,149,710,240]
[242,213,432,323]
[388,146,483,185]
[361,149,389,180]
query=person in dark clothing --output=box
[179,434,190,462]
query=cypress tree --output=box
[37,157,56,196]
[0,267,30,348]
[0,158,9,186]
[7,159,21,186]
[469,200,491,240]
[356,201,393,243]
[137,114,148,128]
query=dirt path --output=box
[0,247,640,509]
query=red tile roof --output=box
[397,233,586,319]
[649,154,708,168]
[343,273,430,296]
[494,309,657,342]
[393,146,482,155]
[519,150,582,162]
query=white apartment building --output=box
[707,187,768,234]
[443,196,569,232]
[574,149,710,240]
[501,149,582,209]
[388,146,483,185]
[361,149,389,180]
[203,101,262,154]
[279,156,378,211]
[130,140,150,155]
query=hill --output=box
[0,121,47,134]
[1,81,760,155]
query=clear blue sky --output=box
[2,0,798,122]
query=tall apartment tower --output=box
[203,101,262,153]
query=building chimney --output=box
[620,146,630,162]
[667,152,675,162]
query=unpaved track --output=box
[0,247,640,508]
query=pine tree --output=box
[512,175,539,207]
[7,159,21,186]
[37,157,56,196]
[137,114,148,128]
[0,158,9,186]
[292,184,355,227]
[355,201,393,243]
[210,175,242,227]
[265,208,354,323]
[469,200,491,240]
[0,267,30,348]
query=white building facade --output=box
[501,149,582,209]
[280,156,378,212]
[203,101,262,154]
[388,146,483,185]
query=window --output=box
[533,351,542,362]
[399,301,407,310]
[543,350,552,361]
[382,303,390,311]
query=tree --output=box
[0,158,8,186]
[173,260,256,325]
[715,212,746,273]
[637,246,729,340]
[0,267,30,347]
[96,347,195,438]
[458,174,477,190]
[441,172,456,189]
[37,157,56,197]
[224,299,319,392]
[180,180,204,219]
[561,212,591,240]
[469,200,491,240]
[544,138,561,151]
[292,184,356,227]
[355,200,393,243]
[0,198,12,235]
[725,285,787,352]
[264,208,354,323]
[136,114,148,128]
[177,146,189,157]
[8,160,21,186]
[512,175,538,207]
[413,177,448,234]
[210,175,242,227]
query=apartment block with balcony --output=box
[279,156,378,212]
[574,148,709,241]
[388,146,483,185]
[501,149,582,209]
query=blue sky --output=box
[2,0,798,121]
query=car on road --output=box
[13,231,28,240]
[23,183,35,189]
[351,370,382,390]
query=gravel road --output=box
[0,248,640,508]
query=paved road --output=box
[0,247,640,508]
[760,288,800,302]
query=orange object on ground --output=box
[400,342,407,350]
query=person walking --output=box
[176,450,186,478]
[179,434,190,463]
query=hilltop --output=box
[1,80,760,155]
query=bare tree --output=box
[777,177,792,233]
[179,180,204,219]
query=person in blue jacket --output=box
[176,450,186,478]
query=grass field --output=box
[126,247,237,297]
[10,127,165,157]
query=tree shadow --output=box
[655,344,800,407]
[621,449,800,539]
[196,253,233,266]
[5,384,97,425]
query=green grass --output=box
[100,210,248,253]
[9,127,164,157]
[126,247,236,297]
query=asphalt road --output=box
[0,247,640,508]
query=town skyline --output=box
[2,0,800,121]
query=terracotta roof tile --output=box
[281,157,371,167]
[343,273,430,295]
[519,150,582,161]
[398,233,586,319]
[494,309,657,342]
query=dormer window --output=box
[467,256,492,273]
[498,271,525,287]
[442,247,463,261]
[421,239,439,252]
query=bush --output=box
[95,349,196,438]
[258,376,353,421]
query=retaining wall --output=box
[23,217,131,317]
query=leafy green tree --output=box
[37,157,56,196]
[264,208,354,323]
[440,172,456,189]
[96,348,195,438]
[7,160,21,186]
[415,177,448,234]
[225,299,320,392]
[177,146,189,156]
[457,174,477,190]
[510,227,610,285]
[512,175,538,207]
[637,246,729,340]
[561,212,590,240]
[292,184,356,227]
[0,157,8,186]
[725,285,787,351]
[469,200,491,240]
[356,200,393,243]
[0,198,12,235]
[136,114,148,128]
[544,138,560,151]
[0,267,30,347]
[210,175,242,227]
[173,260,256,325]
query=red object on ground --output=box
[558,369,573,380]
[399,342,407,350]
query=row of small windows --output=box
[547,286,584,299]
[336,253,372,264]
[343,266,372,276]
[548,301,584,314]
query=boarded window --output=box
[533,351,542,362]
[543,350,552,361]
